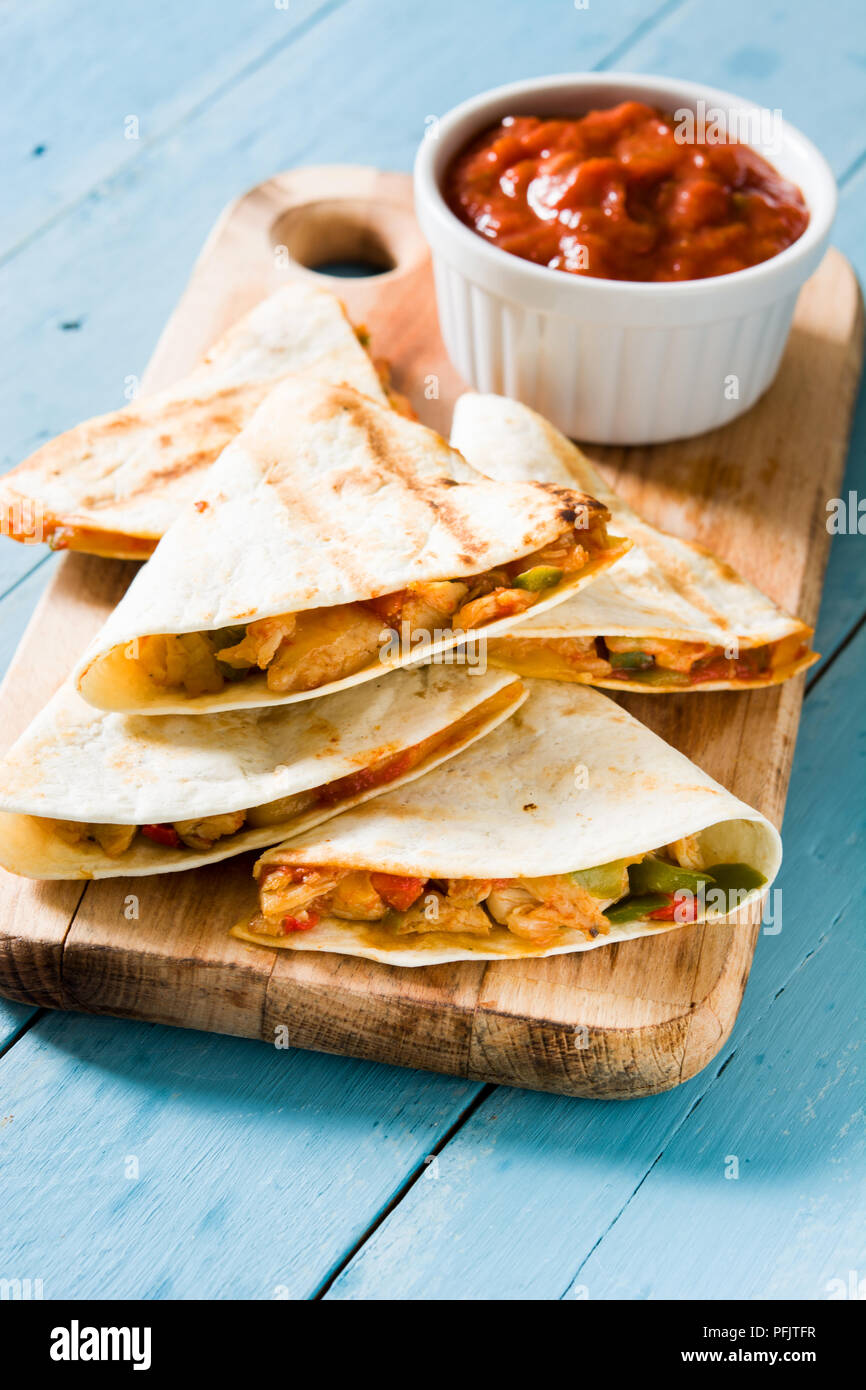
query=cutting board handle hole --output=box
[307,257,390,278]
[270,196,422,282]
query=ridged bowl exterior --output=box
[432,260,799,442]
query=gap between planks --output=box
[311,1082,497,1299]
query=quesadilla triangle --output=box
[0,667,525,880]
[231,679,782,965]
[450,394,817,692]
[73,380,628,716]
[0,281,397,561]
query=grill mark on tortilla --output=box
[325,387,455,471]
[536,482,608,517]
[7,383,265,506]
[262,446,374,599]
[79,452,222,509]
[267,386,598,581]
[632,527,747,630]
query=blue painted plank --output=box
[0,1001,38,1053]
[0,556,58,680]
[812,387,866,668]
[0,1011,484,1298]
[325,624,866,1299]
[0,549,50,634]
[0,0,340,257]
[604,0,866,180]
[570,942,864,1297]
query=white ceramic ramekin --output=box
[414,73,836,444]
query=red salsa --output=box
[445,102,809,282]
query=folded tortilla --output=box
[0,667,524,879]
[232,679,782,965]
[73,380,627,715]
[451,394,817,692]
[0,282,392,560]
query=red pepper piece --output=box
[370,873,426,912]
[281,910,319,934]
[141,823,181,848]
[647,893,699,923]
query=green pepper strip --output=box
[569,857,634,899]
[627,666,693,687]
[628,858,717,896]
[703,862,767,913]
[604,894,670,925]
[513,565,563,592]
[608,649,654,671]
[605,862,767,926]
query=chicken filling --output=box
[129,522,611,698]
[490,631,809,685]
[249,837,767,945]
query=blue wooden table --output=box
[1,0,863,1300]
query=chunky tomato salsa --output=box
[445,101,809,282]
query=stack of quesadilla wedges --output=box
[0,282,795,969]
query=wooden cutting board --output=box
[0,167,861,1098]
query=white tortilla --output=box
[233,680,782,964]
[0,666,524,878]
[451,393,816,691]
[0,282,389,558]
[74,380,625,714]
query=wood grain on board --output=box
[0,167,861,1097]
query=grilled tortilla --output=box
[232,680,782,964]
[451,394,816,692]
[74,380,628,715]
[0,667,524,879]
[0,282,393,560]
